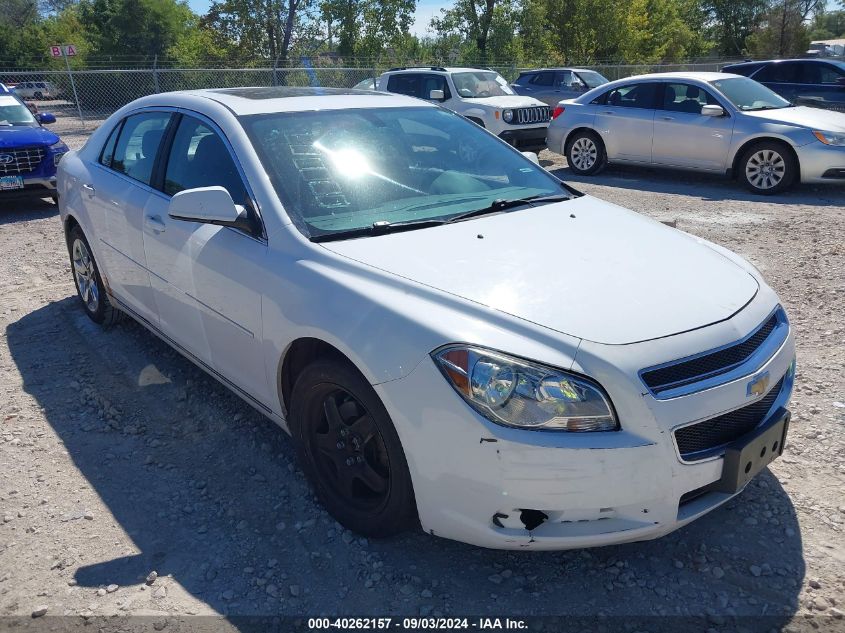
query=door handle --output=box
[82,183,95,197]
[600,110,615,115]
[659,116,674,121]
[144,215,166,233]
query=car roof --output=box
[383,67,498,74]
[125,86,434,116]
[518,68,598,73]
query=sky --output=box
[185,0,447,37]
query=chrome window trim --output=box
[640,306,789,400]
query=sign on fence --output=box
[49,45,77,57]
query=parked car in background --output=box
[58,86,795,549]
[352,77,380,91]
[379,67,551,152]
[721,59,845,112]
[546,72,845,194]
[13,81,63,100]
[511,68,610,106]
[0,93,67,203]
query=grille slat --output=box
[641,311,780,394]
[674,375,784,461]
[0,146,46,175]
[515,106,551,125]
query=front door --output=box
[141,114,273,407]
[652,82,735,171]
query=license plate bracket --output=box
[0,175,24,190]
[712,410,789,495]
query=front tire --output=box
[289,358,416,537]
[67,225,122,325]
[565,130,606,175]
[739,142,797,195]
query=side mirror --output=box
[836,77,845,87]
[429,89,445,101]
[701,104,725,117]
[37,113,56,124]
[168,186,251,231]
[521,151,540,165]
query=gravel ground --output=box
[0,115,844,631]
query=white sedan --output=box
[58,87,795,550]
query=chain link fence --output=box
[4,60,844,127]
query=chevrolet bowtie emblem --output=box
[747,372,770,397]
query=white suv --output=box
[14,81,62,100]
[379,67,551,152]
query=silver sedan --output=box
[546,71,845,194]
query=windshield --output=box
[452,72,515,98]
[241,107,569,240]
[578,70,609,89]
[709,77,792,111]
[0,95,37,127]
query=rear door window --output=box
[111,111,172,185]
[755,62,801,83]
[604,83,659,109]
[530,71,556,87]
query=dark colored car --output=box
[511,68,610,107]
[0,91,67,203]
[722,59,845,112]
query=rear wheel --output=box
[739,142,797,195]
[566,130,606,175]
[289,359,416,537]
[67,225,122,325]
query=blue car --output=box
[0,89,68,204]
[722,59,845,112]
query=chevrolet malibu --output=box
[57,87,796,550]
[546,71,845,194]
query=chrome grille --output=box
[640,308,785,397]
[0,146,46,175]
[515,106,551,125]
[674,375,784,461]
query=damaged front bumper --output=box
[374,320,795,550]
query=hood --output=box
[743,105,845,131]
[464,95,548,108]
[321,196,759,345]
[0,125,60,149]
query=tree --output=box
[745,0,823,57]
[704,0,770,56]
[430,0,502,62]
[204,0,313,63]
[77,0,194,61]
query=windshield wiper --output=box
[443,193,571,224]
[311,218,448,242]
[310,194,571,242]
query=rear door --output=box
[593,82,658,163]
[87,110,171,326]
[651,82,734,171]
[140,113,273,407]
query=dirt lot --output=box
[0,116,844,631]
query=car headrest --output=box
[141,129,164,159]
[685,85,700,100]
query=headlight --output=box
[432,345,618,431]
[502,109,514,123]
[50,141,68,165]
[813,130,845,146]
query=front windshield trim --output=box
[239,106,574,240]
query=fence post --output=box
[152,55,161,93]
[62,46,85,128]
